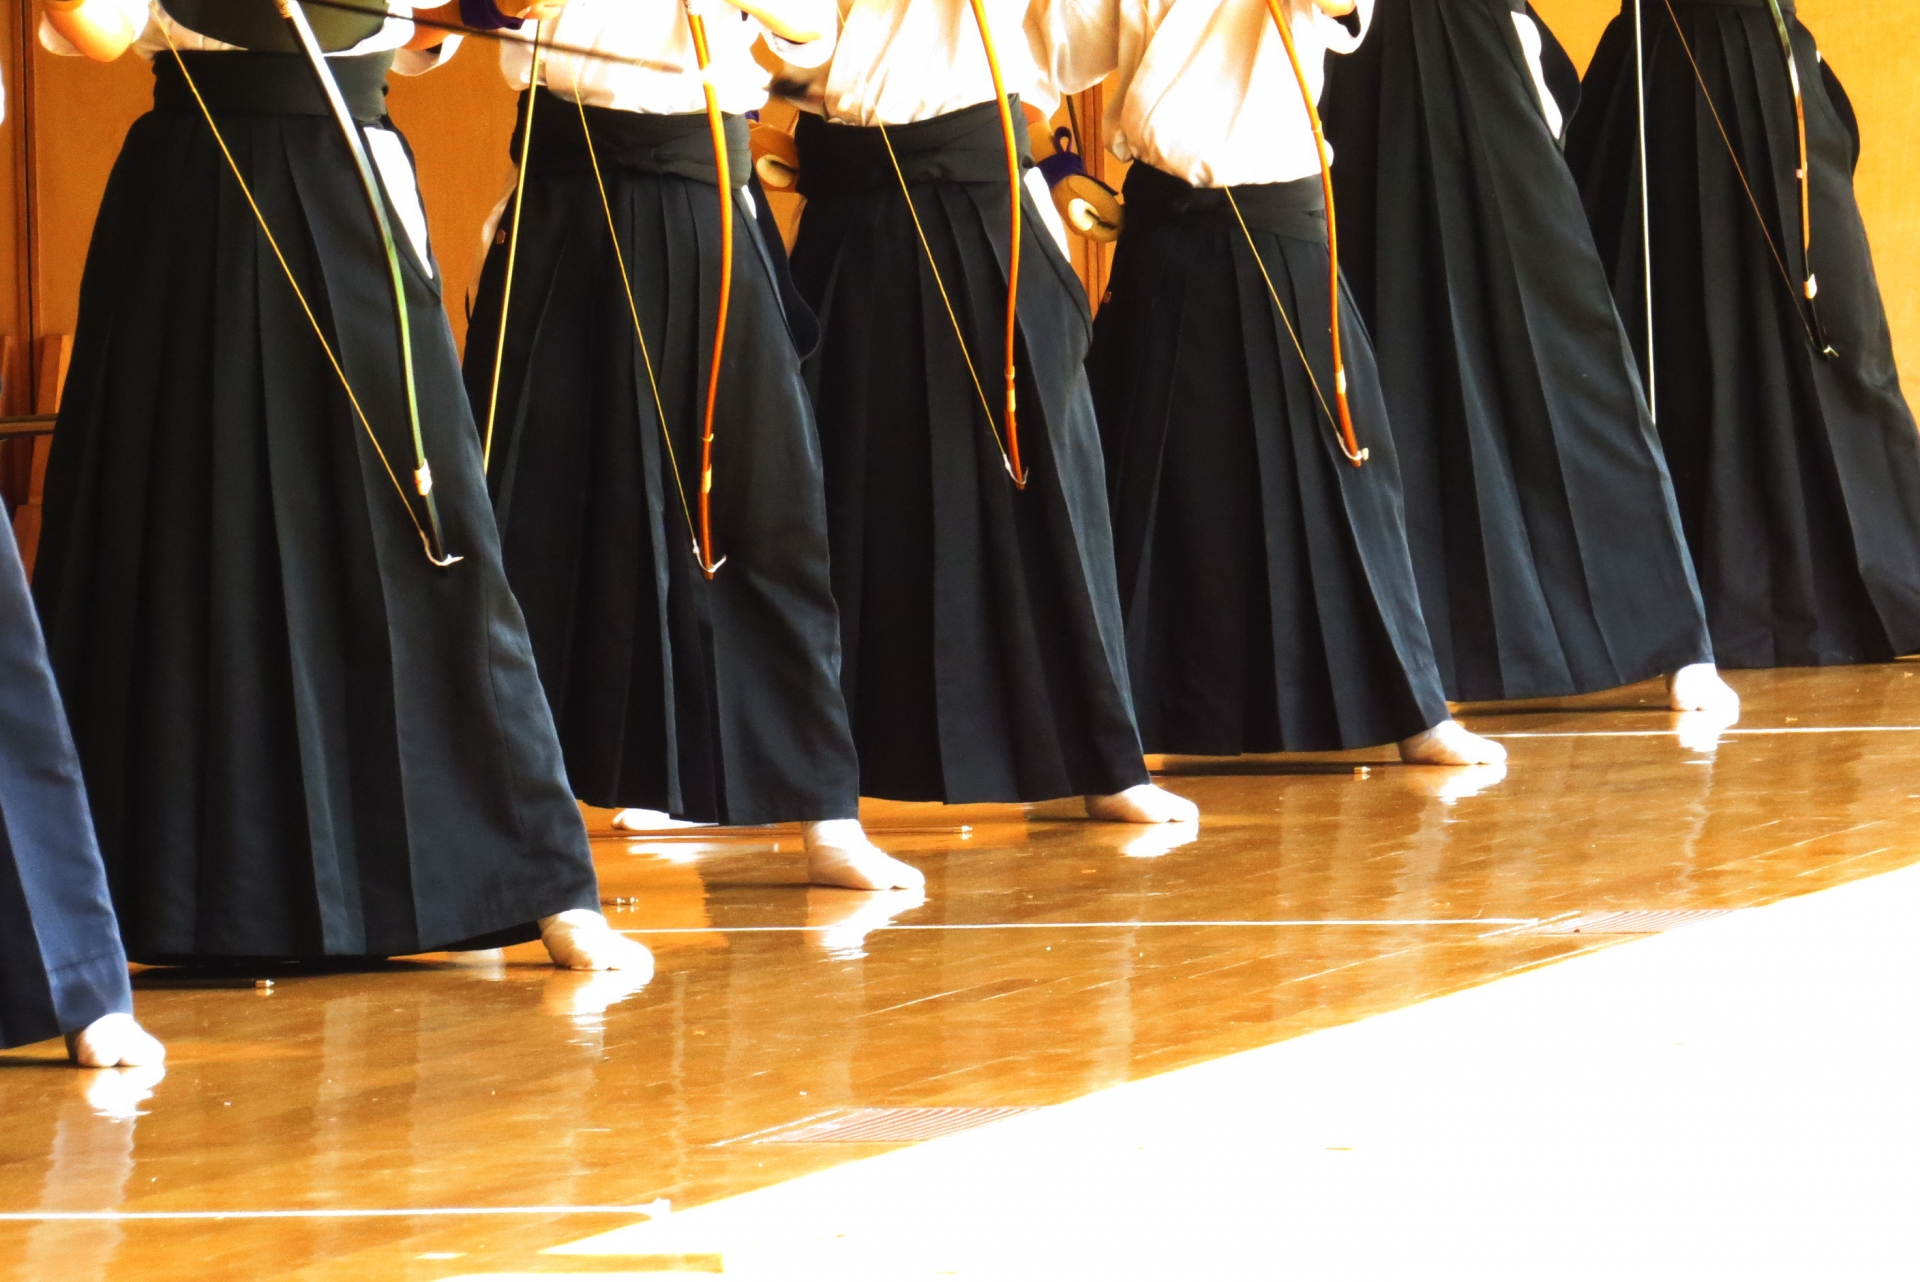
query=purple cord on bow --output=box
[458,0,523,32]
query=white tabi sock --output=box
[65,1013,166,1069]
[804,820,926,891]
[1668,663,1741,718]
[1085,783,1201,824]
[539,909,657,976]
[1399,720,1508,766]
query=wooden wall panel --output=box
[25,20,146,342]
[2,0,29,414]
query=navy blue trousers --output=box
[0,512,130,1049]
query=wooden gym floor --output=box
[3,663,1917,1279]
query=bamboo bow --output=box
[1643,0,1837,367]
[965,0,1028,488]
[277,0,463,561]
[481,17,548,474]
[684,0,732,576]
[1260,0,1364,466]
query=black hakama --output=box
[1320,0,1714,701]
[1,514,130,1049]
[789,103,1149,803]
[1088,163,1452,754]
[1566,0,1920,667]
[32,52,599,962]
[464,95,860,825]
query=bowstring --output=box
[570,86,703,565]
[1223,188,1350,458]
[481,17,547,472]
[876,121,1017,476]
[1654,0,1827,355]
[159,30,455,567]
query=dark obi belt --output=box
[512,89,750,185]
[793,98,1033,195]
[151,50,392,122]
[1121,161,1328,244]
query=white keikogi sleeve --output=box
[1024,0,1120,101]
[39,0,152,55]
[42,0,450,66]
[784,0,1054,127]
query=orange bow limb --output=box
[1261,0,1365,466]
[964,0,1028,488]
[686,4,731,576]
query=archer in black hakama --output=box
[1566,0,1920,667]
[33,50,606,963]
[1088,162,1464,756]
[465,96,867,832]
[1321,0,1722,703]
[789,103,1166,808]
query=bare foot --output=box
[65,1013,166,1068]
[539,908,657,975]
[1668,663,1740,718]
[803,820,925,890]
[1398,720,1508,766]
[1085,783,1200,824]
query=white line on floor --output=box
[615,920,1540,933]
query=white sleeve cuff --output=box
[764,28,833,70]
[1317,0,1372,56]
[391,32,462,75]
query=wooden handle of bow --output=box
[965,0,1028,488]
[687,5,732,575]
[1261,0,1364,466]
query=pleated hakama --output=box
[464,95,860,825]
[789,103,1149,803]
[0,514,130,1048]
[1088,164,1452,754]
[32,53,598,962]
[1322,0,1714,701]
[1566,0,1920,667]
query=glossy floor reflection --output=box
[3,664,1918,1280]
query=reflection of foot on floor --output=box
[1399,720,1508,766]
[1404,762,1509,805]
[610,808,710,832]
[540,909,657,977]
[1676,708,1739,755]
[804,820,926,890]
[65,1013,166,1069]
[1668,663,1741,718]
[81,1062,167,1119]
[1085,783,1200,824]
[805,887,928,958]
[1112,820,1201,859]
[542,967,654,1018]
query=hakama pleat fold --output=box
[1088,164,1451,754]
[0,516,130,1048]
[464,97,860,825]
[1566,0,1920,667]
[32,55,598,962]
[789,104,1149,803]
[1322,0,1713,701]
